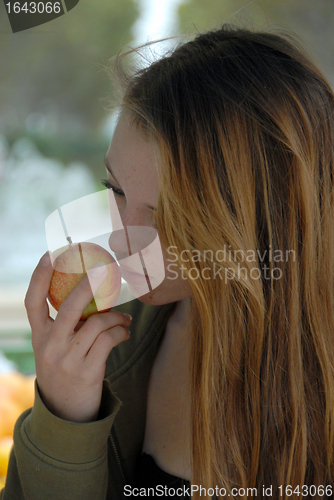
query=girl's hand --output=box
[24,251,131,423]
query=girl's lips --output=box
[119,266,150,287]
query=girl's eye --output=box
[101,179,125,197]
[101,178,157,229]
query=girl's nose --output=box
[108,196,140,258]
[109,225,158,260]
[108,228,129,260]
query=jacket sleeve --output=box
[0,378,121,500]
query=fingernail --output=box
[124,314,132,321]
[90,261,107,277]
[40,252,51,267]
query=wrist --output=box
[20,379,122,464]
[36,380,102,423]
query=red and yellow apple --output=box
[48,242,121,320]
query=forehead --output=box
[106,113,160,188]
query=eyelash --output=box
[101,178,158,228]
[101,179,124,197]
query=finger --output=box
[69,310,132,359]
[53,263,109,338]
[74,320,86,333]
[24,252,53,332]
[85,324,130,371]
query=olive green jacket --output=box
[0,297,176,500]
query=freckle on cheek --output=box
[148,295,153,300]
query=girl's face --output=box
[106,113,192,306]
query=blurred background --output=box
[0,0,334,375]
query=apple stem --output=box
[67,236,73,245]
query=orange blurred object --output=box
[0,371,35,486]
[0,398,22,438]
[0,372,35,438]
[0,436,13,478]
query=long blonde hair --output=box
[109,25,334,498]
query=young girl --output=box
[2,24,334,500]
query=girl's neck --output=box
[169,296,191,328]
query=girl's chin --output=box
[124,278,192,306]
[135,288,176,306]
[136,291,168,305]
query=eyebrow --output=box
[104,155,121,184]
[104,155,157,211]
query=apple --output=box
[48,242,121,320]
